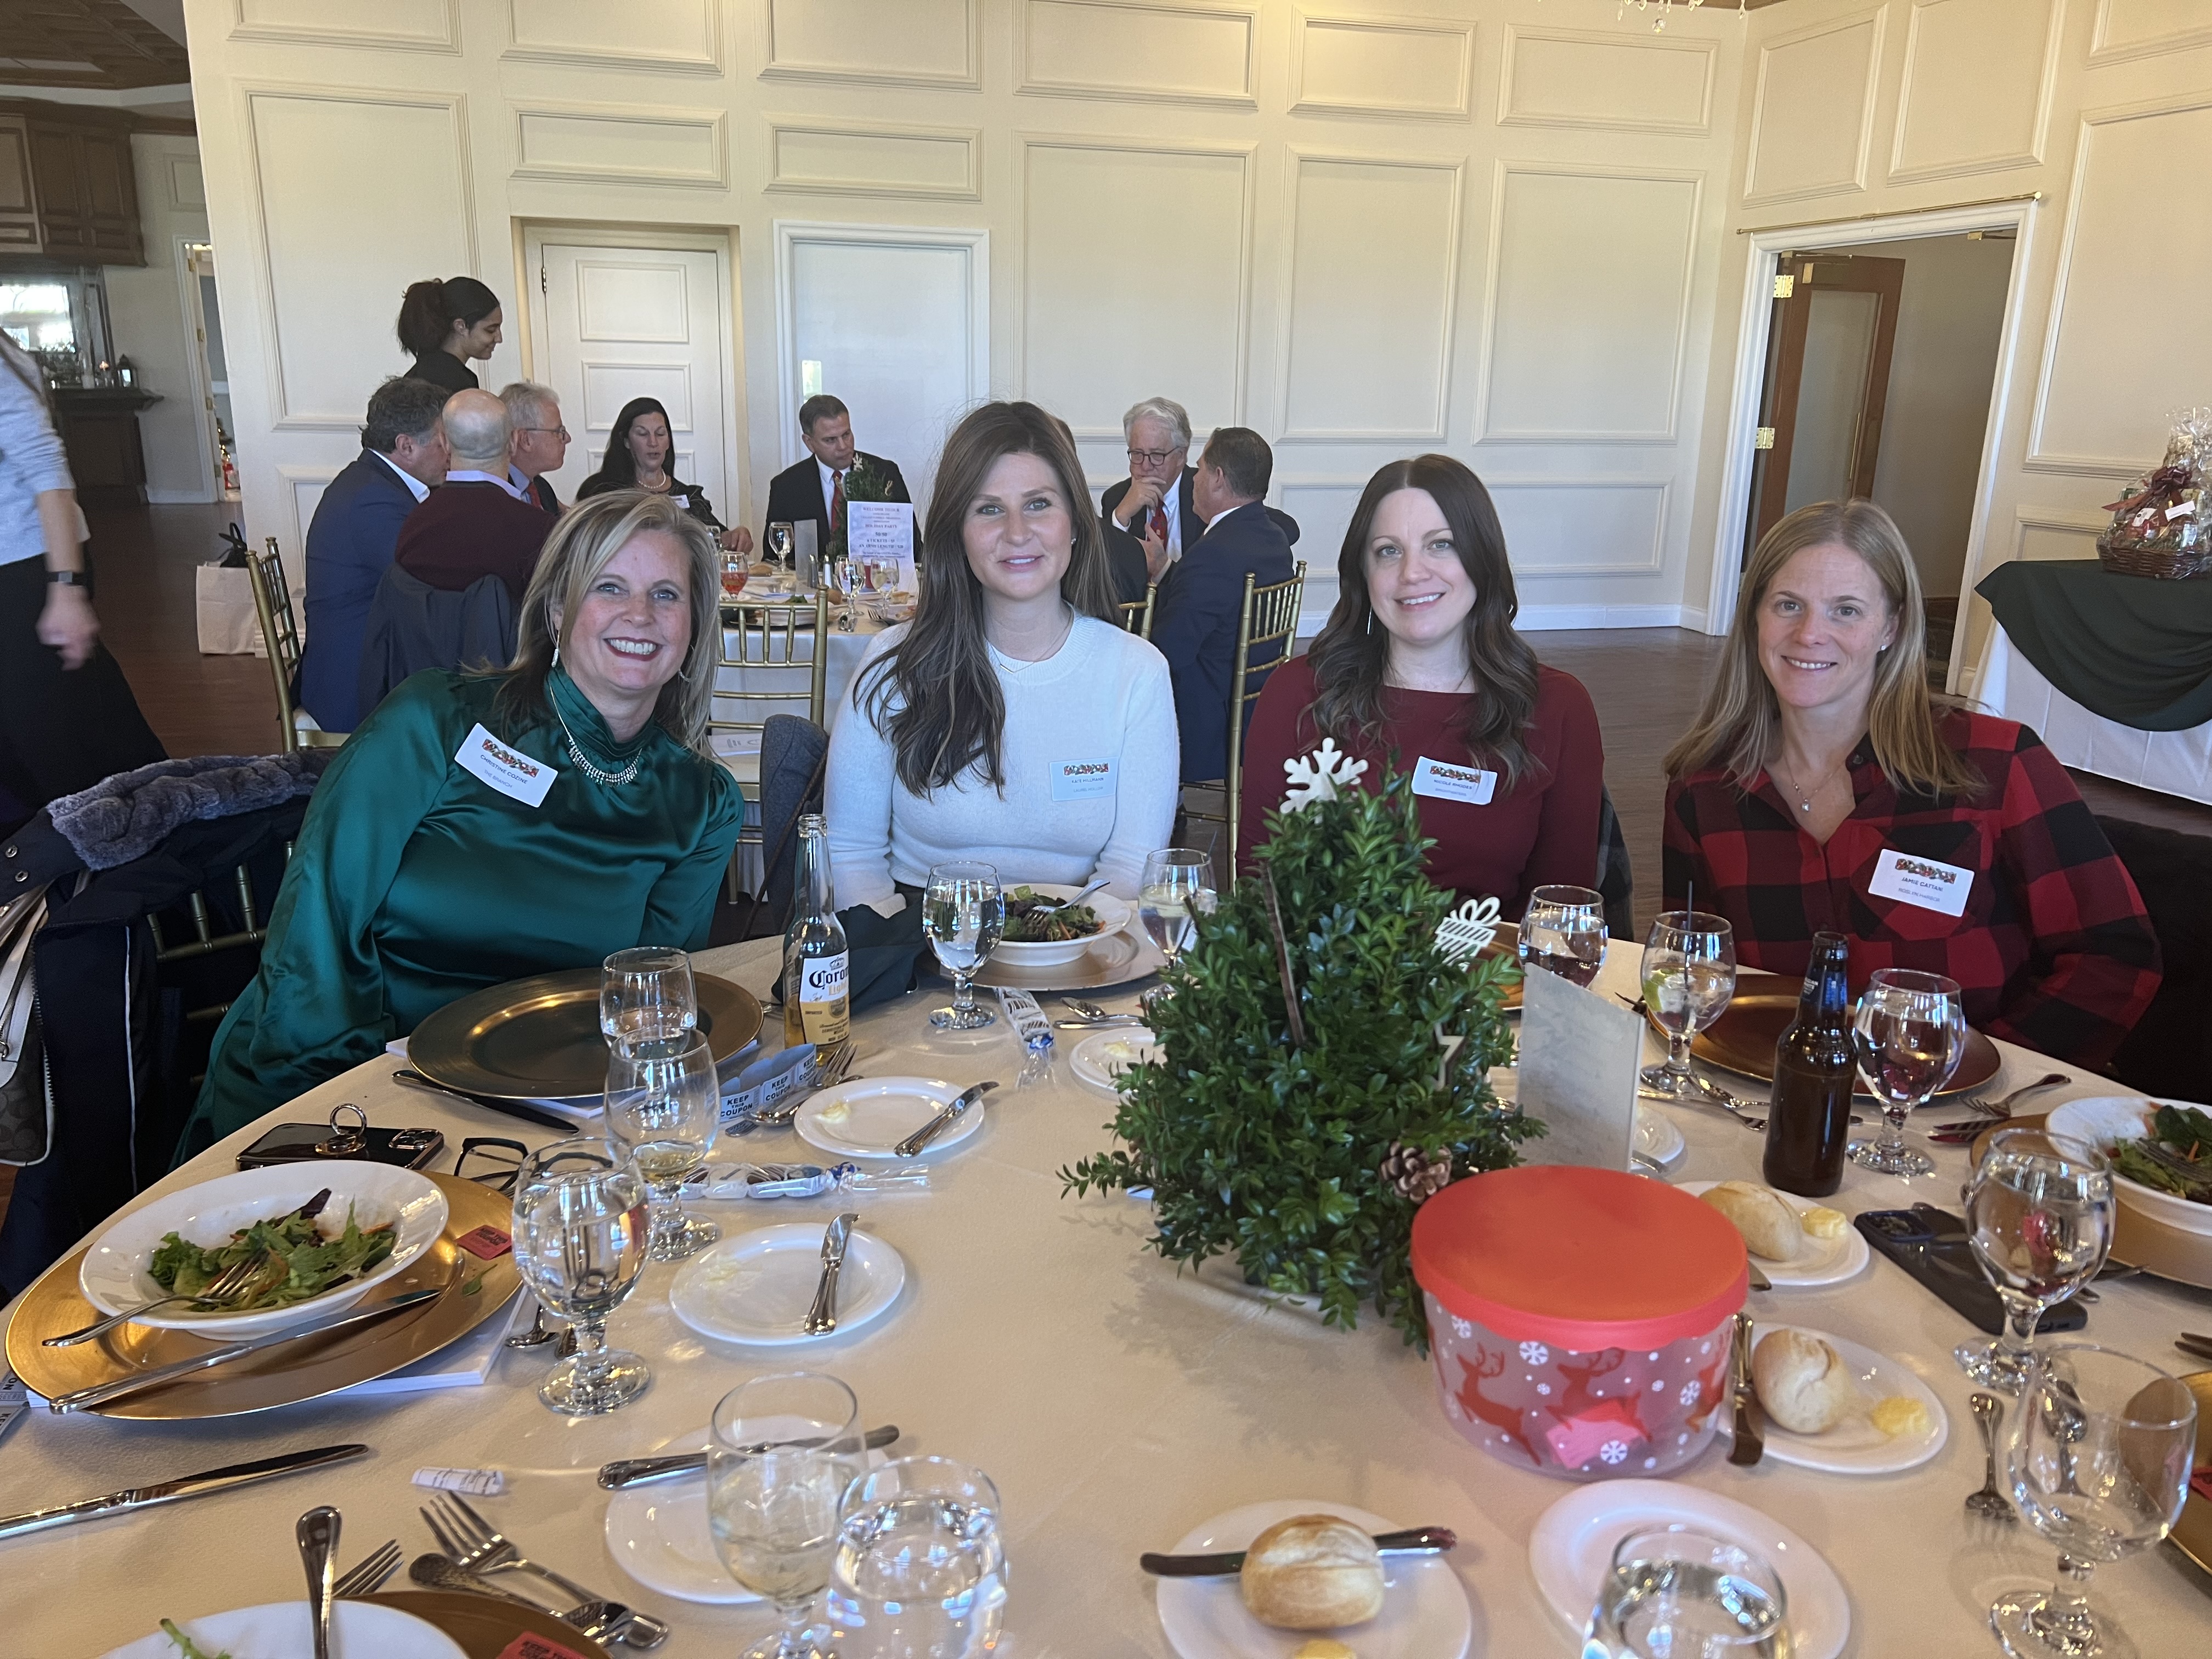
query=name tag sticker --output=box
[1411,755,1497,806]
[1052,758,1114,801]
[455,723,556,808]
[1868,848,1974,917]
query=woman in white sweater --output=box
[826,400,1178,909]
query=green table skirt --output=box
[1976,558,2212,732]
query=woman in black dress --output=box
[396,276,501,393]
[577,397,749,554]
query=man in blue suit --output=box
[1148,426,1296,784]
[298,377,449,731]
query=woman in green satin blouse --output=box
[188,491,745,1153]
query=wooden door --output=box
[0,117,38,253]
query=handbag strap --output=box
[0,885,48,1079]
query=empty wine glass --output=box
[604,1030,721,1261]
[1585,1526,1788,1658]
[1637,912,1736,1098]
[600,946,697,1057]
[925,861,1003,1031]
[1995,1343,2196,1659]
[709,1371,869,1659]
[1139,848,1215,972]
[1848,967,1967,1177]
[1517,884,1607,988]
[769,522,795,575]
[828,1457,1007,1657]
[510,1138,653,1417]
[1959,1127,2114,1393]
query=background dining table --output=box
[4,932,2209,1656]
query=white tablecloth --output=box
[1977,623,2212,805]
[7,940,2210,1655]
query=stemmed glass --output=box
[1959,1127,2115,1392]
[709,1371,870,1659]
[768,522,795,578]
[600,946,697,1058]
[510,1138,653,1416]
[1139,848,1215,971]
[924,861,1004,1031]
[1517,884,1608,988]
[828,1457,1008,1657]
[1585,1525,1788,1658]
[603,1030,721,1261]
[1995,1344,2197,1659]
[1848,967,1967,1177]
[1637,912,1736,1097]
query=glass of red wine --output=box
[1848,967,1966,1177]
[1516,884,1607,988]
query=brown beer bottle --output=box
[1762,932,1855,1197]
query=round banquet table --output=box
[5,935,2209,1655]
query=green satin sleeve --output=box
[645,764,746,952]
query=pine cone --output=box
[1381,1141,1454,1203]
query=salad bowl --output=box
[992,883,1132,968]
[2047,1095,2212,1239]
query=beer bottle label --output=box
[797,950,850,1047]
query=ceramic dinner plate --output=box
[793,1075,985,1160]
[1071,1026,1159,1094]
[1154,1498,1471,1659]
[1675,1181,1870,1288]
[101,1600,467,1659]
[1723,1322,1948,1475]
[669,1221,906,1345]
[974,923,1164,993]
[1528,1480,1851,1659]
[994,884,1135,968]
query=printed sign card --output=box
[846,500,917,593]
[1515,966,1643,1173]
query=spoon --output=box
[1966,1392,2013,1523]
[297,1506,340,1659]
[503,1301,558,1350]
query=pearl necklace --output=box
[555,701,645,787]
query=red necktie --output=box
[1148,504,1169,546]
[831,470,846,538]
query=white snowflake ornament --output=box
[1436,894,1504,967]
[1280,738,1368,812]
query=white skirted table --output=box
[1977,624,2212,806]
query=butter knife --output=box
[801,1212,857,1335]
[2177,1333,2212,1364]
[894,1081,997,1158]
[1727,1310,1764,1466]
[1140,1526,1455,1577]
[599,1423,902,1489]
[0,1443,369,1539]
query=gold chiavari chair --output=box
[1178,562,1305,868]
[245,538,347,754]
[710,588,831,891]
[1118,583,1158,641]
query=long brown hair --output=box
[1306,455,1543,787]
[1664,498,1982,798]
[858,400,1116,794]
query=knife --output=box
[801,1212,857,1335]
[894,1081,997,1158]
[0,1443,369,1539]
[1139,1526,1455,1577]
[2179,1333,2212,1364]
[1727,1310,1764,1466]
[48,1286,443,1413]
[599,1422,902,1489]
[392,1068,578,1135]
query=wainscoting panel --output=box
[1742,8,1882,205]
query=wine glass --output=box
[1517,884,1607,988]
[709,1371,869,1659]
[1847,967,1967,1177]
[600,946,697,1058]
[1139,848,1215,971]
[768,522,795,576]
[1585,1526,1788,1658]
[1958,1127,2115,1392]
[603,1030,721,1261]
[510,1138,653,1416]
[828,1457,1007,1657]
[1637,912,1736,1098]
[924,861,1004,1031]
[722,550,751,600]
[1995,1343,2197,1659]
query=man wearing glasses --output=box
[1100,396,1299,607]
[501,381,569,515]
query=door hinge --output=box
[1773,273,1795,299]
[540,261,548,297]
[1754,427,1776,451]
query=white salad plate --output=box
[1725,1323,1948,1475]
[1155,1498,1471,1659]
[2047,1095,2212,1238]
[669,1221,906,1346]
[1675,1180,1870,1288]
[1637,1107,1686,1170]
[101,1601,467,1659]
[1071,1026,1160,1094]
[80,1162,448,1340]
[993,884,1135,968]
[1529,1480,1851,1659]
[793,1075,985,1160]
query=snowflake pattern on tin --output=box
[1452,1317,1474,1339]
[1680,1379,1702,1407]
[1519,1341,1550,1365]
[1600,1441,1630,1465]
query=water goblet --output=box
[1585,1525,1788,1658]
[709,1371,869,1659]
[1138,848,1215,972]
[604,1030,721,1261]
[1517,883,1607,988]
[769,522,795,575]
[510,1138,653,1416]
[1994,1343,2197,1659]
[828,1457,1007,1658]
[1847,967,1966,1177]
[1958,1127,2114,1392]
[924,861,1003,1031]
[600,946,696,1057]
[1637,912,1736,1098]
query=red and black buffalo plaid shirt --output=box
[1662,711,2160,1069]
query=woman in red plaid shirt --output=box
[1662,500,2158,1069]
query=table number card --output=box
[846,500,917,593]
[1515,965,1643,1173]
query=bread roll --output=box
[1701,1181,1802,1262]
[1752,1329,1855,1434]
[1240,1515,1386,1631]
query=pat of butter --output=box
[1800,1206,1847,1240]
[1293,1643,1358,1659]
[814,1101,851,1125]
[1871,1395,1931,1438]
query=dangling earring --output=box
[551,639,561,668]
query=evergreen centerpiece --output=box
[1062,742,1536,1350]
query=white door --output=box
[534,242,730,518]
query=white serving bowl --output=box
[2046,1095,2212,1239]
[80,1162,449,1340]
[991,885,1132,968]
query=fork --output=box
[2126,1136,2212,1197]
[333,1539,403,1598]
[43,1249,273,1346]
[1948,1072,2071,1123]
[422,1493,670,1646]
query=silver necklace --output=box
[555,702,645,787]
[1774,755,1844,815]
[988,608,1074,675]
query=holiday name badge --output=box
[455,724,556,808]
[1051,758,1115,800]
[1867,848,1974,917]
[1411,755,1497,806]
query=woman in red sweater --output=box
[1239,454,1602,915]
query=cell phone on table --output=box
[1856,1206,2088,1338]
[236,1122,444,1171]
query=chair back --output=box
[709,590,832,904]
[356,563,516,721]
[246,538,346,751]
[1118,584,1158,641]
[1182,563,1305,867]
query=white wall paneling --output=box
[760,0,981,91]
[1741,8,1883,206]
[275,464,342,568]
[510,102,727,189]
[1888,0,2060,185]
[504,0,721,73]
[167,155,205,210]
[1289,13,1476,122]
[1476,162,1702,444]
[1273,473,1362,634]
[1497,24,1715,137]
[1016,1,1259,111]
[765,119,981,202]
[228,0,461,53]
[2087,0,2212,68]
[2012,507,2108,565]
[1488,478,1672,578]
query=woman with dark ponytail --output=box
[396,276,502,393]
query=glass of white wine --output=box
[510,1139,653,1417]
[1637,911,1736,1098]
[599,946,696,1059]
[604,1030,720,1261]
[1138,848,1215,973]
[925,861,1004,1031]
[709,1371,869,1659]
[1517,884,1608,988]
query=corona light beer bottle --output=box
[782,814,850,1048]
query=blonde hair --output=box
[496,490,721,760]
[1664,499,1983,799]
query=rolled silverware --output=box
[599,1422,902,1489]
[1140,1525,1455,1577]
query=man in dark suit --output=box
[760,393,911,556]
[393,390,554,605]
[1099,396,1299,608]
[1149,427,1297,783]
[501,380,568,515]
[297,376,449,731]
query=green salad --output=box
[148,1188,396,1310]
[1003,886,1102,943]
[2109,1102,2212,1203]
[160,1620,230,1658]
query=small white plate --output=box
[669,1221,906,1345]
[1155,1498,1471,1659]
[994,885,1135,967]
[1636,1106,1686,1170]
[100,1601,467,1659]
[1724,1323,1948,1475]
[1070,1026,1159,1094]
[2047,1095,2212,1239]
[793,1076,985,1160]
[1675,1181,1870,1288]
[1529,1479,1851,1659]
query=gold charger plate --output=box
[2175,1370,2212,1580]
[975,926,1164,993]
[1664,986,1999,1101]
[410,969,762,1103]
[362,1591,610,1659]
[5,1175,520,1420]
